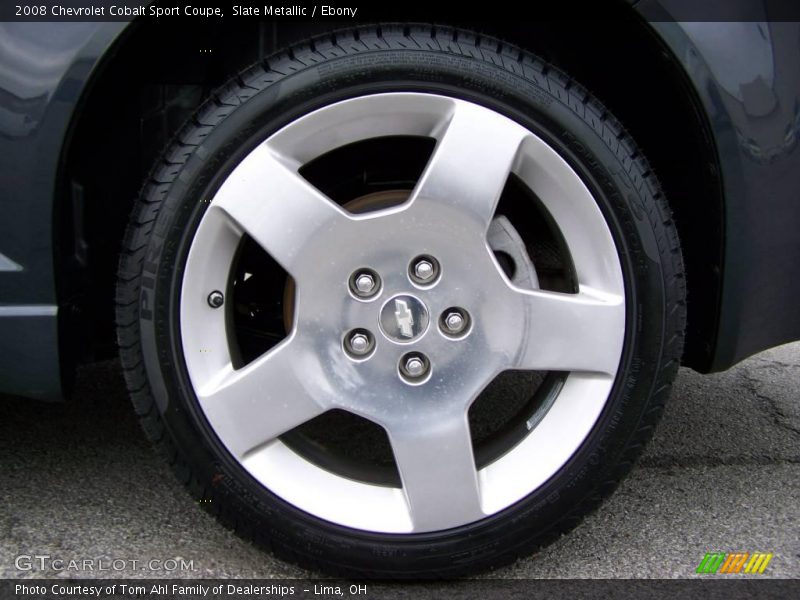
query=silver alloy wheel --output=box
[179,93,625,534]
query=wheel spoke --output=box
[409,100,528,231]
[510,286,625,375]
[196,338,327,459]
[211,142,347,272]
[389,411,484,531]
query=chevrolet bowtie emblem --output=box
[394,299,415,338]
[380,294,429,343]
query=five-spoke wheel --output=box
[180,94,625,533]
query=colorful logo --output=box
[696,552,773,574]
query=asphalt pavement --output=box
[1,343,798,579]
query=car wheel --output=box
[116,25,686,577]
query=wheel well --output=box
[61,17,722,371]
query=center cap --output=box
[379,294,429,343]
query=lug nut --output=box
[349,269,381,299]
[404,357,426,377]
[355,274,376,294]
[445,312,465,333]
[414,260,434,281]
[399,352,430,382]
[207,290,224,308]
[409,255,440,285]
[350,333,370,355]
[344,329,375,358]
[440,307,470,337]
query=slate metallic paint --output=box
[0,11,798,400]
[0,23,125,399]
[645,17,800,371]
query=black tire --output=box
[116,25,686,578]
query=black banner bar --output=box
[3,0,800,22]
[2,579,799,600]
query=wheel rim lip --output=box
[178,92,626,534]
